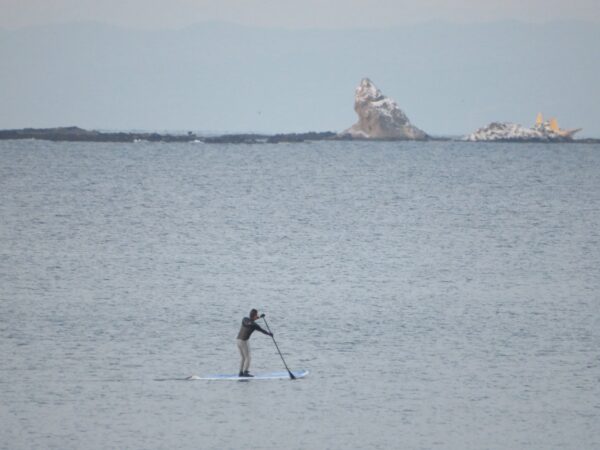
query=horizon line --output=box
[2,17,600,33]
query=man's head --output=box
[250,309,259,321]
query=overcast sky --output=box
[2,0,600,29]
[2,2,599,134]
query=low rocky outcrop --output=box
[0,127,337,144]
[465,114,581,142]
[464,122,549,142]
[266,131,336,143]
[339,78,428,140]
[0,126,194,142]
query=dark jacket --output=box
[237,317,269,340]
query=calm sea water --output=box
[1,140,599,449]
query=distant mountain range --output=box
[1,21,599,136]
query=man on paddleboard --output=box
[236,309,272,377]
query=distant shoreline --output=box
[1,127,599,144]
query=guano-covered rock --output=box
[340,78,427,140]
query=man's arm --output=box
[253,323,272,336]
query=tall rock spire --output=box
[340,78,427,140]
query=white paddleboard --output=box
[187,369,309,381]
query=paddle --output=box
[260,314,296,380]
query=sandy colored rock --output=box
[340,78,427,140]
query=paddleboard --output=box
[187,369,308,381]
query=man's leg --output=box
[242,340,251,373]
[237,339,248,374]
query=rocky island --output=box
[0,127,196,143]
[339,78,428,140]
[1,82,597,144]
[465,113,582,142]
[0,127,337,144]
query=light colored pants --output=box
[237,339,251,373]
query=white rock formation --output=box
[340,78,427,140]
[464,122,547,141]
[465,115,581,142]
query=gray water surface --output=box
[1,140,599,449]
